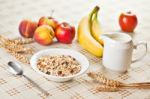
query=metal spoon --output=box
[8,61,49,96]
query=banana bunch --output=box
[77,6,103,57]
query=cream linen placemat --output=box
[0,0,150,99]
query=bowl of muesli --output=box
[30,48,89,82]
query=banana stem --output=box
[89,6,100,33]
[89,6,99,18]
[94,10,98,20]
[89,6,99,23]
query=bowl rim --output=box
[30,48,89,79]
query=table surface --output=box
[0,0,150,99]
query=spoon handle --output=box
[23,75,49,96]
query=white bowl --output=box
[30,48,89,82]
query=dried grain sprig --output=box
[95,85,119,92]
[0,35,34,64]
[0,35,34,45]
[87,72,123,87]
[13,38,34,44]
[10,51,30,64]
[3,42,33,54]
[88,72,150,92]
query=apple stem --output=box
[50,9,54,17]
[62,22,68,27]
[127,11,131,14]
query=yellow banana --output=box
[77,6,103,57]
[90,8,104,45]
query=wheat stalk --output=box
[0,35,34,64]
[87,72,150,92]
[95,85,119,92]
[87,72,123,87]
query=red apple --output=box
[55,22,75,44]
[19,19,38,38]
[38,16,58,30]
[119,11,138,32]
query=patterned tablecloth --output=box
[0,0,150,99]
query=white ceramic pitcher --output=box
[100,33,147,73]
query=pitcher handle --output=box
[132,42,147,63]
